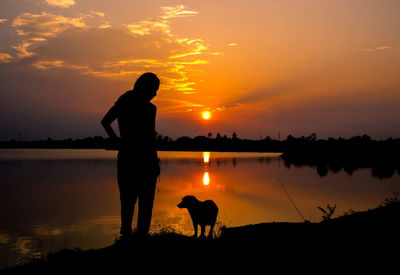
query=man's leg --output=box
[119,190,137,236]
[137,175,157,235]
[117,155,137,236]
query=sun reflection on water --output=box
[203,152,210,164]
[202,152,211,186]
[202,171,210,186]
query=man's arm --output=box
[101,105,119,139]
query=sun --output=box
[201,111,211,120]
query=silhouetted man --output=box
[101,72,160,238]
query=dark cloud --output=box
[34,28,184,66]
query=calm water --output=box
[0,149,399,267]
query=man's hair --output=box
[134,72,160,91]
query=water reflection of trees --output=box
[209,157,279,168]
[159,157,278,168]
[280,134,400,179]
[282,155,400,179]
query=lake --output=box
[0,149,399,267]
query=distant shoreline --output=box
[1,133,399,152]
[1,136,399,179]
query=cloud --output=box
[119,6,222,93]
[99,22,111,29]
[44,0,77,8]
[226,82,303,108]
[32,59,89,70]
[216,103,242,110]
[157,98,204,114]
[89,11,105,17]
[7,7,221,96]
[0,18,8,24]
[160,5,199,19]
[12,12,87,38]
[169,38,223,59]
[125,5,198,36]
[125,20,169,36]
[16,6,221,94]
[0,53,12,63]
[0,5,223,139]
[0,24,218,119]
[10,11,108,57]
[31,28,185,66]
[354,45,398,52]
[228,42,238,47]
[12,37,47,57]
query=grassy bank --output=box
[3,198,399,273]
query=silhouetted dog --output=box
[177,195,218,239]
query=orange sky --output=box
[0,0,399,140]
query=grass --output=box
[317,203,337,221]
[2,195,399,273]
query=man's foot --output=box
[114,232,134,246]
[132,231,149,240]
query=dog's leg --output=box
[200,225,206,239]
[192,222,198,238]
[208,224,214,239]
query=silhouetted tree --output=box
[232,132,238,140]
[308,133,317,141]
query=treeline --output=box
[155,132,282,152]
[0,136,108,149]
[0,132,281,151]
[1,133,400,153]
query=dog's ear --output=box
[183,195,198,203]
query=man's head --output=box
[133,72,160,101]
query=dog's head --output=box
[177,195,199,209]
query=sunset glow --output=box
[0,1,399,139]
